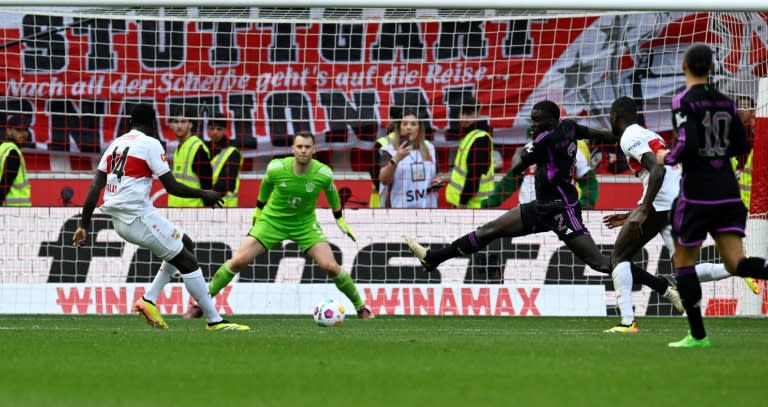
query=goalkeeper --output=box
[185,131,374,319]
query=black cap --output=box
[6,113,29,128]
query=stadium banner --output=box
[1,10,766,152]
[0,283,605,316]
[0,208,759,316]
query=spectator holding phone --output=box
[378,108,445,208]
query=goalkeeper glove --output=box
[336,217,356,242]
[251,207,262,225]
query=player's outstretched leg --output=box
[406,208,526,272]
[170,246,249,331]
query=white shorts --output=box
[112,210,185,261]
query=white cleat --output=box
[404,236,436,272]
[663,286,685,314]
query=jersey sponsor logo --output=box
[675,111,688,127]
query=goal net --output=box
[0,6,765,316]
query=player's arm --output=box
[193,148,213,190]
[159,172,222,207]
[663,103,698,166]
[575,123,617,144]
[324,175,356,242]
[251,166,275,224]
[624,152,666,237]
[727,105,750,157]
[73,170,107,247]
[509,138,538,175]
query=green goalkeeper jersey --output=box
[259,157,341,226]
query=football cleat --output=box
[405,236,436,272]
[662,286,685,314]
[183,298,203,319]
[134,297,169,329]
[357,304,375,320]
[205,320,250,331]
[668,333,711,348]
[743,277,760,295]
[603,320,639,334]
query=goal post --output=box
[0,5,766,316]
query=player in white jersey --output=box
[602,97,757,334]
[72,104,248,331]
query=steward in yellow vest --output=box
[167,107,212,207]
[0,114,31,206]
[446,97,494,208]
[208,115,242,207]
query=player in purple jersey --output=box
[658,43,768,348]
[406,100,682,312]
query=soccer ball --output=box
[313,298,345,327]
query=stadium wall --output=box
[0,208,760,316]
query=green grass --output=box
[1,316,765,407]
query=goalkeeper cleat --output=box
[405,236,436,272]
[663,286,685,314]
[357,304,375,320]
[743,277,760,295]
[603,321,639,334]
[134,297,169,329]
[206,320,251,331]
[182,298,203,320]
[668,333,711,348]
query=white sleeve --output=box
[574,149,590,178]
[619,132,652,162]
[97,147,110,173]
[146,139,171,177]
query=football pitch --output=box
[1,316,766,407]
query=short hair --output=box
[208,114,227,128]
[458,94,480,115]
[684,43,714,77]
[532,100,560,121]
[736,95,755,109]
[170,105,197,121]
[131,104,157,128]
[293,130,315,145]
[611,96,639,122]
[6,113,29,128]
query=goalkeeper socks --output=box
[209,262,237,297]
[183,268,222,323]
[144,261,178,304]
[612,262,635,326]
[426,231,490,265]
[629,263,668,294]
[675,267,706,340]
[734,256,768,279]
[334,270,364,310]
[695,263,732,282]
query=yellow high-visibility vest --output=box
[168,135,209,207]
[739,150,753,210]
[211,146,242,208]
[446,129,494,208]
[0,141,31,206]
[370,132,397,208]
